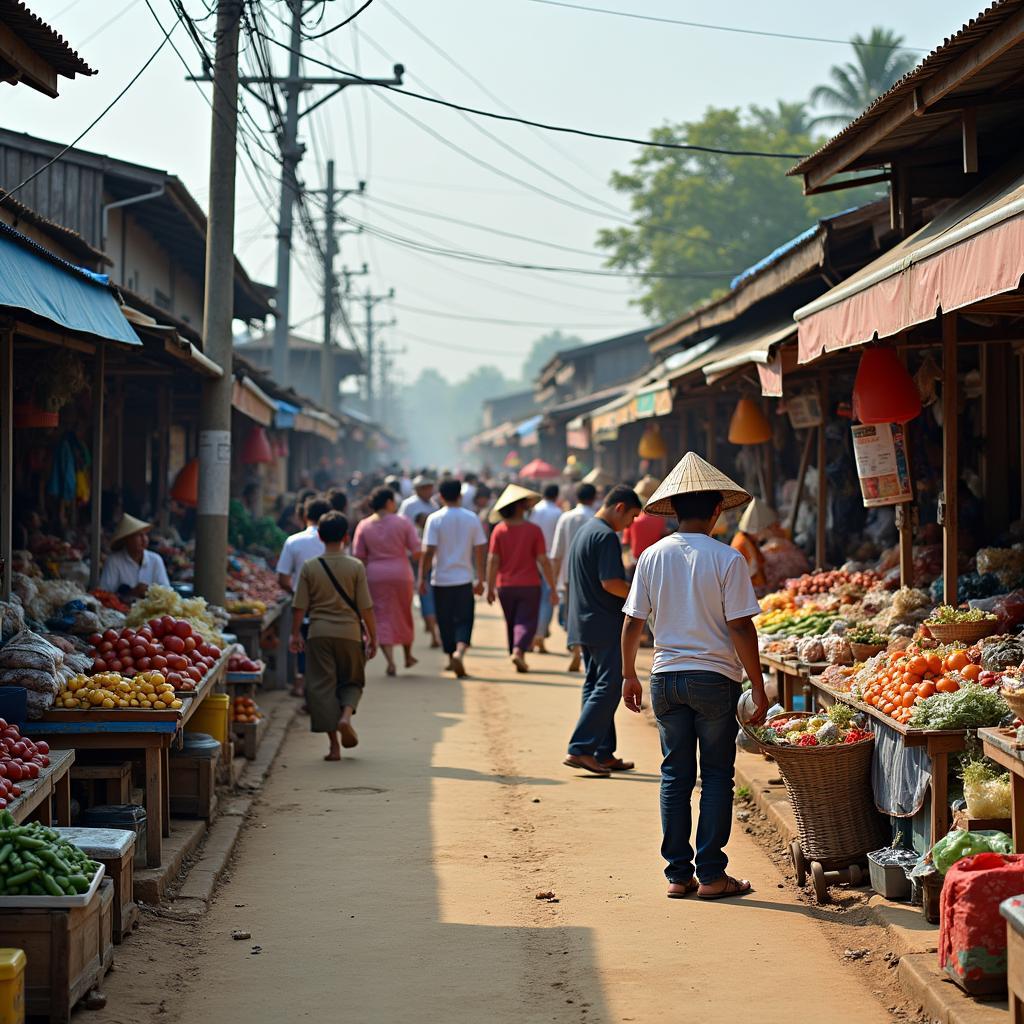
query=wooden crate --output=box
[231,717,268,760]
[169,750,219,821]
[97,880,114,973]
[71,762,131,808]
[91,847,137,945]
[0,885,106,1023]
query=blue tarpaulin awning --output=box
[274,399,300,430]
[0,222,140,346]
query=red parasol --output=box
[519,458,559,480]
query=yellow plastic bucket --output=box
[185,693,230,750]
[0,949,25,1024]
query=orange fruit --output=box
[945,651,969,672]
[961,664,982,682]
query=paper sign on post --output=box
[851,422,913,508]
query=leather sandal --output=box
[667,879,699,899]
[698,875,752,900]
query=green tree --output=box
[809,28,918,133]
[521,330,583,384]
[598,104,859,323]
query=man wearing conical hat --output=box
[99,515,170,598]
[621,453,769,901]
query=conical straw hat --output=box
[489,483,541,524]
[738,498,778,534]
[634,474,661,502]
[110,514,152,549]
[582,466,614,488]
[644,452,752,517]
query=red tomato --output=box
[151,655,168,670]
[163,635,185,655]
[102,628,118,643]
[35,741,47,755]
[172,620,192,639]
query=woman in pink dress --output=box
[352,487,421,676]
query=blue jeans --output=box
[567,643,621,761]
[537,577,553,639]
[649,671,742,885]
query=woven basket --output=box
[850,641,887,662]
[926,620,999,644]
[742,712,887,865]
[1001,689,1024,721]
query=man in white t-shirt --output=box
[550,482,597,671]
[621,454,768,902]
[398,475,436,524]
[528,483,563,653]
[276,496,331,696]
[419,479,487,678]
[99,515,170,596]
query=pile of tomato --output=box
[861,648,979,724]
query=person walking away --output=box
[550,483,597,672]
[289,512,378,761]
[400,476,441,649]
[730,498,776,592]
[419,479,487,678]
[461,472,479,509]
[486,485,558,673]
[276,496,332,698]
[473,484,493,532]
[99,515,171,598]
[352,487,421,676]
[621,453,769,900]
[528,483,563,654]
[563,486,642,776]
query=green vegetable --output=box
[908,683,1012,731]
[827,703,855,729]
[927,605,997,625]
[5,868,37,888]
[932,829,1013,874]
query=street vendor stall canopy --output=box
[0,221,139,345]
[795,157,1024,363]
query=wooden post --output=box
[89,345,105,590]
[789,428,814,538]
[942,314,959,606]
[0,327,12,602]
[815,375,828,570]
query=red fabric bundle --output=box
[939,852,1024,994]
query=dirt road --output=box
[101,604,894,1023]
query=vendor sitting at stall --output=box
[99,514,170,598]
[730,499,777,592]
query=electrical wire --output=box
[0,18,175,205]
[394,302,640,329]
[302,0,376,40]
[523,0,927,51]
[256,32,808,158]
[79,0,143,46]
[393,327,530,360]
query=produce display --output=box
[925,605,998,626]
[233,696,262,723]
[125,585,225,648]
[86,619,222,691]
[961,760,1012,819]
[755,609,838,636]
[0,719,49,808]
[0,814,101,897]
[225,600,267,618]
[226,551,285,606]
[57,671,184,710]
[752,705,872,748]
[931,829,1012,875]
[89,589,128,613]
[785,569,881,597]
[908,683,1010,731]
[227,653,262,674]
[846,626,888,647]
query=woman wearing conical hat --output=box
[729,499,778,592]
[621,453,769,901]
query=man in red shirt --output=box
[623,475,668,563]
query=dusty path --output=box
[106,604,892,1024]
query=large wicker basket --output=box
[926,620,999,644]
[1001,689,1024,721]
[742,712,887,865]
[850,641,887,662]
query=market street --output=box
[97,603,889,1024]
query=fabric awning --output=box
[796,159,1024,364]
[702,318,796,398]
[294,408,339,442]
[231,376,276,426]
[0,222,139,346]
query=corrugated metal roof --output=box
[0,0,94,79]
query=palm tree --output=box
[809,28,918,134]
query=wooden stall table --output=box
[227,598,289,690]
[23,701,192,869]
[6,748,75,827]
[810,677,969,849]
[761,653,815,711]
[980,727,1024,852]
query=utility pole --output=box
[194,0,242,605]
[358,287,394,422]
[376,340,404,423]
[313,161,364,412]
[231,0,403,387]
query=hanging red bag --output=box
[939,852,1024,995]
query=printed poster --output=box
[851,422,913,508]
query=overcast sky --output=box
[13,0,974,389]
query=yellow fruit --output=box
[88,691,105,706]
[101,698,115,709]
[117,699,129,708]
[149,672,166,686]
[140,700,152,709]
[153,700,166,710]
[140,682,155,695]
[170,699,183,710]
[130,699,139,707]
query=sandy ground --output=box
[92,603,905,1024]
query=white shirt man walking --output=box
[550,482,597,671]
[621,453,769,902]
[419,478,488,678]
[528,483,563,653]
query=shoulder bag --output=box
[317,558,370,655]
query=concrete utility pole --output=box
[312,161,364,413]
[194,0,242,605]
[358,288,395,422]
[229,0,403,388]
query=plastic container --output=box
[867,848,916,900]
[0,949,25,1024]
[0,690,27,729]
[81,805,147,869]
[186,694,230,750]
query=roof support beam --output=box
[0,22,57,97]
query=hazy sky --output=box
[12,0,974,389]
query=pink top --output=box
[352,513,419,584]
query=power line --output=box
[0,17,175,205]
[302,0,376,40]
[523,0,927,51]
[256,32,807,158]
[394,327,531,360]
[395,302,642,329]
